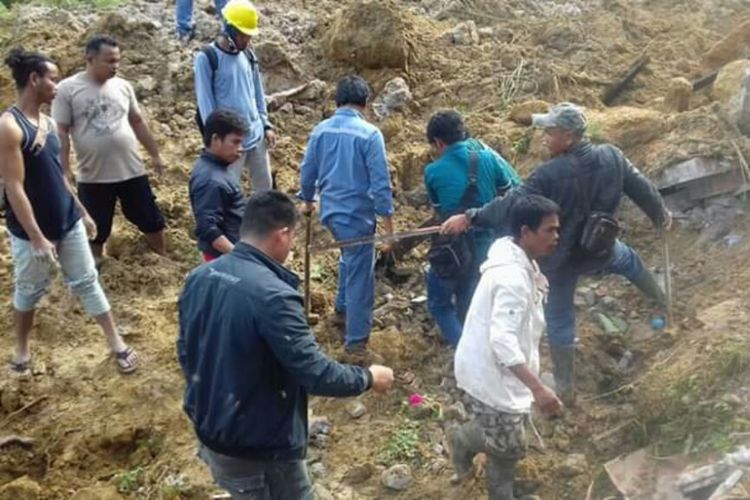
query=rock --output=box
[324,0,411,69]
[663,77,692,112]
[1,385,21,413]
[587,107,667,148]
[346,400,367,419]
[477,27,494,39]
[134,76,156,98]
[71,486,124,500]
[342,463,374,485]
[703,18,750,71]
[509,100,549,126]
[556,453,588,477]
[0,475,42,499]
[314,484,335,500]
[310,433,331,448]
[279,102,294,114]
[294,105,315,116]
[253,40,293,68]
[309,416,332,437]
[429,458,448,474]
[451,21,479,46]
[297,79,328,102]
[309,462,327,479]
[372,77,413,120]
[601,296,617,309]
[442,401,468,421]
[713,59,750,136]
[381,464,413,491]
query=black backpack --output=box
[195,45,258,135]
[427,151,481,279]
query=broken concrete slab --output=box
[713,59,750,136]
[654,156,744,211]
[372,77,413,120]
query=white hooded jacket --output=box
[455,236,549,414]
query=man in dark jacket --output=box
[441,103,671,405]
[178,190,394,499]
[189,109,247,262]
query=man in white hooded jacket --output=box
[450,194,563,499]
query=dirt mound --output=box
[323,0,414,70]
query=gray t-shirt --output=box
[52,72,145,183]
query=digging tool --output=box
[310,225,443,253]
[304,213,312,318]
[662,232,674,328]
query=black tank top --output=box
[5,106,80,241]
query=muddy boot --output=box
[447,420,484,484]
[629,269,667,307]
[549,344,576,407]
[486,456,517,500]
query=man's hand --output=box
[662,210,673,232]
[265,129,277,149]
[31,236,57,263]
[378,241,394,254]
[83,214,98,241]
[299,201,315,216]
[441,213,470,235]
[368,365,394,393]
[532,385,563,416]
[151,156,166,177]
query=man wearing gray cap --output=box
[441,102,671,405]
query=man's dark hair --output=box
[426,110,467,146]
[510,194,560,238]
[203,109,249,147]
[240,190,299,238]
[4,48,53,89]
[335,75,370,108]
[85,34,119,56]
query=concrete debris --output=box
[309,462,327,479]
[372,77,413,120]
[345,400,367,419]
[663,77,692,112]
[713,59,750,136]
[342,463,374,485]
[451,21,480,46]
[382,464,413,490]
[655,156,743,211]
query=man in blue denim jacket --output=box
[299,76,395,359]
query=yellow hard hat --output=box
[222,0,259,35]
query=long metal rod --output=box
[303,214,312,317]
[663,233,674,328]
[310,225,442,253]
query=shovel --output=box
[662,232,674,328]
[303,212,313,319]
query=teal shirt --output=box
[424,140,520,262]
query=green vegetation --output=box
[380,420,421,464]
[116,466,145,494]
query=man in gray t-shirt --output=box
[52,34,167,261]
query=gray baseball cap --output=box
[531,102,587,132]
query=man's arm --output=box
[57,123,73,179]
[194,52,217,127]
[127,85,164,177]
[51,82,74,179]
[618,148,669,228]
[365,130,395,228]
[298,133,319,204]
[488,275,562,415]
[251,56,271,130]
[259,290,393,396]
[191,180,233,253]
[0,115,56,257]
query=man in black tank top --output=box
[0,48,139,375]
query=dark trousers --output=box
[198,444,314,500]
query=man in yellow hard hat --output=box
[194,0,276,195]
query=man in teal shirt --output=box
[424,110,520,345]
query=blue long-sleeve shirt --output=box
[299,108,394,227]
[194,43,269,149]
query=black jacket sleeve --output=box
[614,146,667,226]
[191,179,226,244]
[471,168,547,229]
[259,289,370,397]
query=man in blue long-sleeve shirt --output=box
[299,76,395,358]
[193,0,275,194]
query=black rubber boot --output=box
[486,456,517,500]
[549,344,576,407]
[447,421,484,483]
[629,269,667,307]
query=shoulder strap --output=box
[244,47,257,70]
[457,151,480,212]
[200,45,219,74]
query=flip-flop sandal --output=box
[9,358,32,376]
[114,347,139,375]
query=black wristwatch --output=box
[364,369,374,391]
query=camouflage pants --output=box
[448,394,528,500]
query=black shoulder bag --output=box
[427,151,480,279]
[573,155,620,259]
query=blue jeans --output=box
[327,218,375,347]
[426,268,478,346]
[545,240,645,347]
[9,219,110,316]
[198,445,313,500]
[176,0,228,35]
